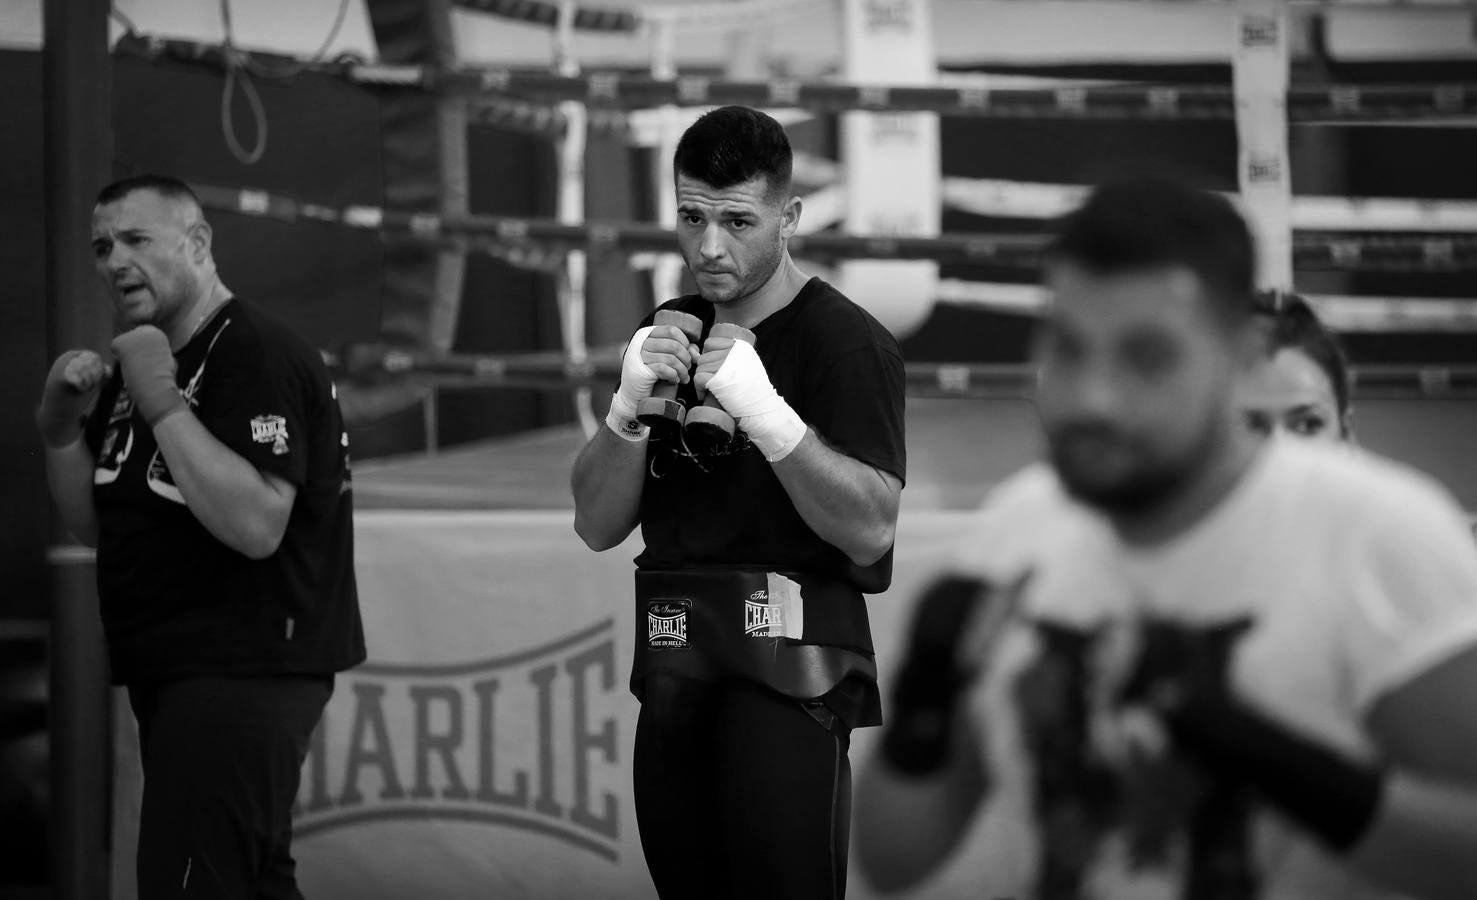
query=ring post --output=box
[43,0,115,896]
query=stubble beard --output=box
[1049,414,1225,520]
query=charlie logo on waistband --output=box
[647,600,690,650]
[745,591,785,638]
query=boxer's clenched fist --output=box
[692,335,739,399]
[639,323,701,388]
[608,313,701,441]
[700,333,807,462]
[882,572,1028,776]
[112,325,185,427]
[682,324,753,452]
[37,350,113,448]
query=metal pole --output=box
[43,0,115,897]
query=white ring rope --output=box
[940,177,1477,233]
[637,0,838,32]
[935,279,1477,333]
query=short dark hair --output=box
[1046,179,1256,327]
[96,174,201,209]
[673,106,793,198]
[1254,290,1353,418]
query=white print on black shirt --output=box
[95,320,232,505]
[93,391,137,486]
[251,415,289,456]
[145,321,232,504]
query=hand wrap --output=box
[705,339,806,462]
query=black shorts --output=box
[128,674,332,900]
[633,673,853,900]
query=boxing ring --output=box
[93,1,1477,897]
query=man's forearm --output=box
[151,411,293,559]
[44,439,99,546]
[1346,772,1477,900]
[771,430,900,566]
[1154,667,1477,900]
[571,426,647,550]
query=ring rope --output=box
[196,178,1477,332]
[188,182,1477,274]
[935,280,1477,334]
[115,35,1476,122]
[450,0,838,32]
[331,94,1477,237]
[449,0,1476,31]
[434,102,1477,236]
[340,347,1477,400]
[941,177,1477,233]
[452,0,640,32]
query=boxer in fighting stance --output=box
[856,180,1477,900]
[38,175,364,899]
[571,106,905,898]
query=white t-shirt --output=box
[947,438,1477,900]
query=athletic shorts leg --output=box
[130,676,331,900]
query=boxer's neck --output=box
[712,255,810,330]
[169,279,232,350]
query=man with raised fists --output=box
[572,106,906,899]
[38,174,364,900]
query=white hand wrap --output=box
[706,338,807,462]
[606,325,658,441]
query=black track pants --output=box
[633,673,853,900]
[129,675,332,900]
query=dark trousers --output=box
[633,673,853,900]
[128,675,332,900]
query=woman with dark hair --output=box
[1238,290,1355,442]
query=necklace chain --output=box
[182,283,226,345]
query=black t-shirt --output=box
[633,277,907,594]
[84,299,365,685]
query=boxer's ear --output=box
[184,216,213,266]
[780,194,802,241]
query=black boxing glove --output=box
[882,575,996,777]
[1126,618,1384,854]
[1160,694,1383,853]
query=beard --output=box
[690,239,784,306]
[1046,416,1221,518]
[114,271,195,331]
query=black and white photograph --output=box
[2,0,1475,897]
